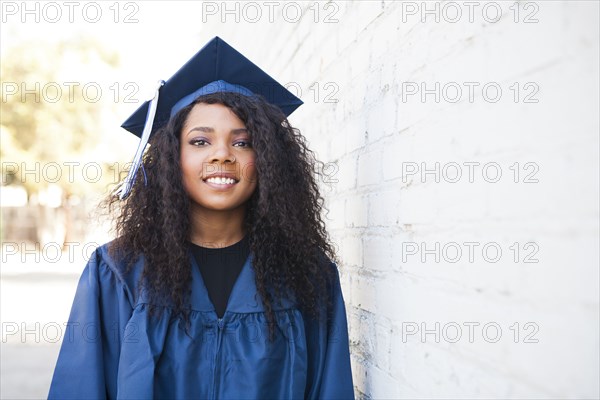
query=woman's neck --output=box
[188,205,247,248]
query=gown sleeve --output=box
[47,246,134,400]
[305,262,355,399]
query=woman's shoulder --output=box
[314,250,342,288]
[85,239,145,304]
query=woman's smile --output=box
[203,172,239,189]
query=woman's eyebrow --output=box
[186,127,249,136]
[187,126,213,136]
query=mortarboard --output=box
[116,36,303,200]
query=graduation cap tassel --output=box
[116,80,165,200]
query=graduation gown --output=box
[47,243,354,399]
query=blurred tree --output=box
[1,36,124,245]
[1,36,121,196]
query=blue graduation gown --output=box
[47,243,354,399]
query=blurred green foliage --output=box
[1,36,122,197]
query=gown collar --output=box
[133,250,296,314]
[188,251,296,314]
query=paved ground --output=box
[1,250,82,399]
[1,343,62,399]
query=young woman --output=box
[48,37,354,399]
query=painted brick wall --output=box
[201,1,599,398]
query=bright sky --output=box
[1,1,213,154]
[1,1,210,77]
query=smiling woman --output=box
[47,37,354,399]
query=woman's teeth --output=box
[206,177,236,185]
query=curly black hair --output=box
[104,92,338,339]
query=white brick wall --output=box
[202,1,599,398]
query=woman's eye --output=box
[233,140,252,148]
[190,139,208,146]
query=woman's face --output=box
[180,102,257,213]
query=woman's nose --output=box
[209,141,235,163]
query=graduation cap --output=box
[116,36,303,200]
